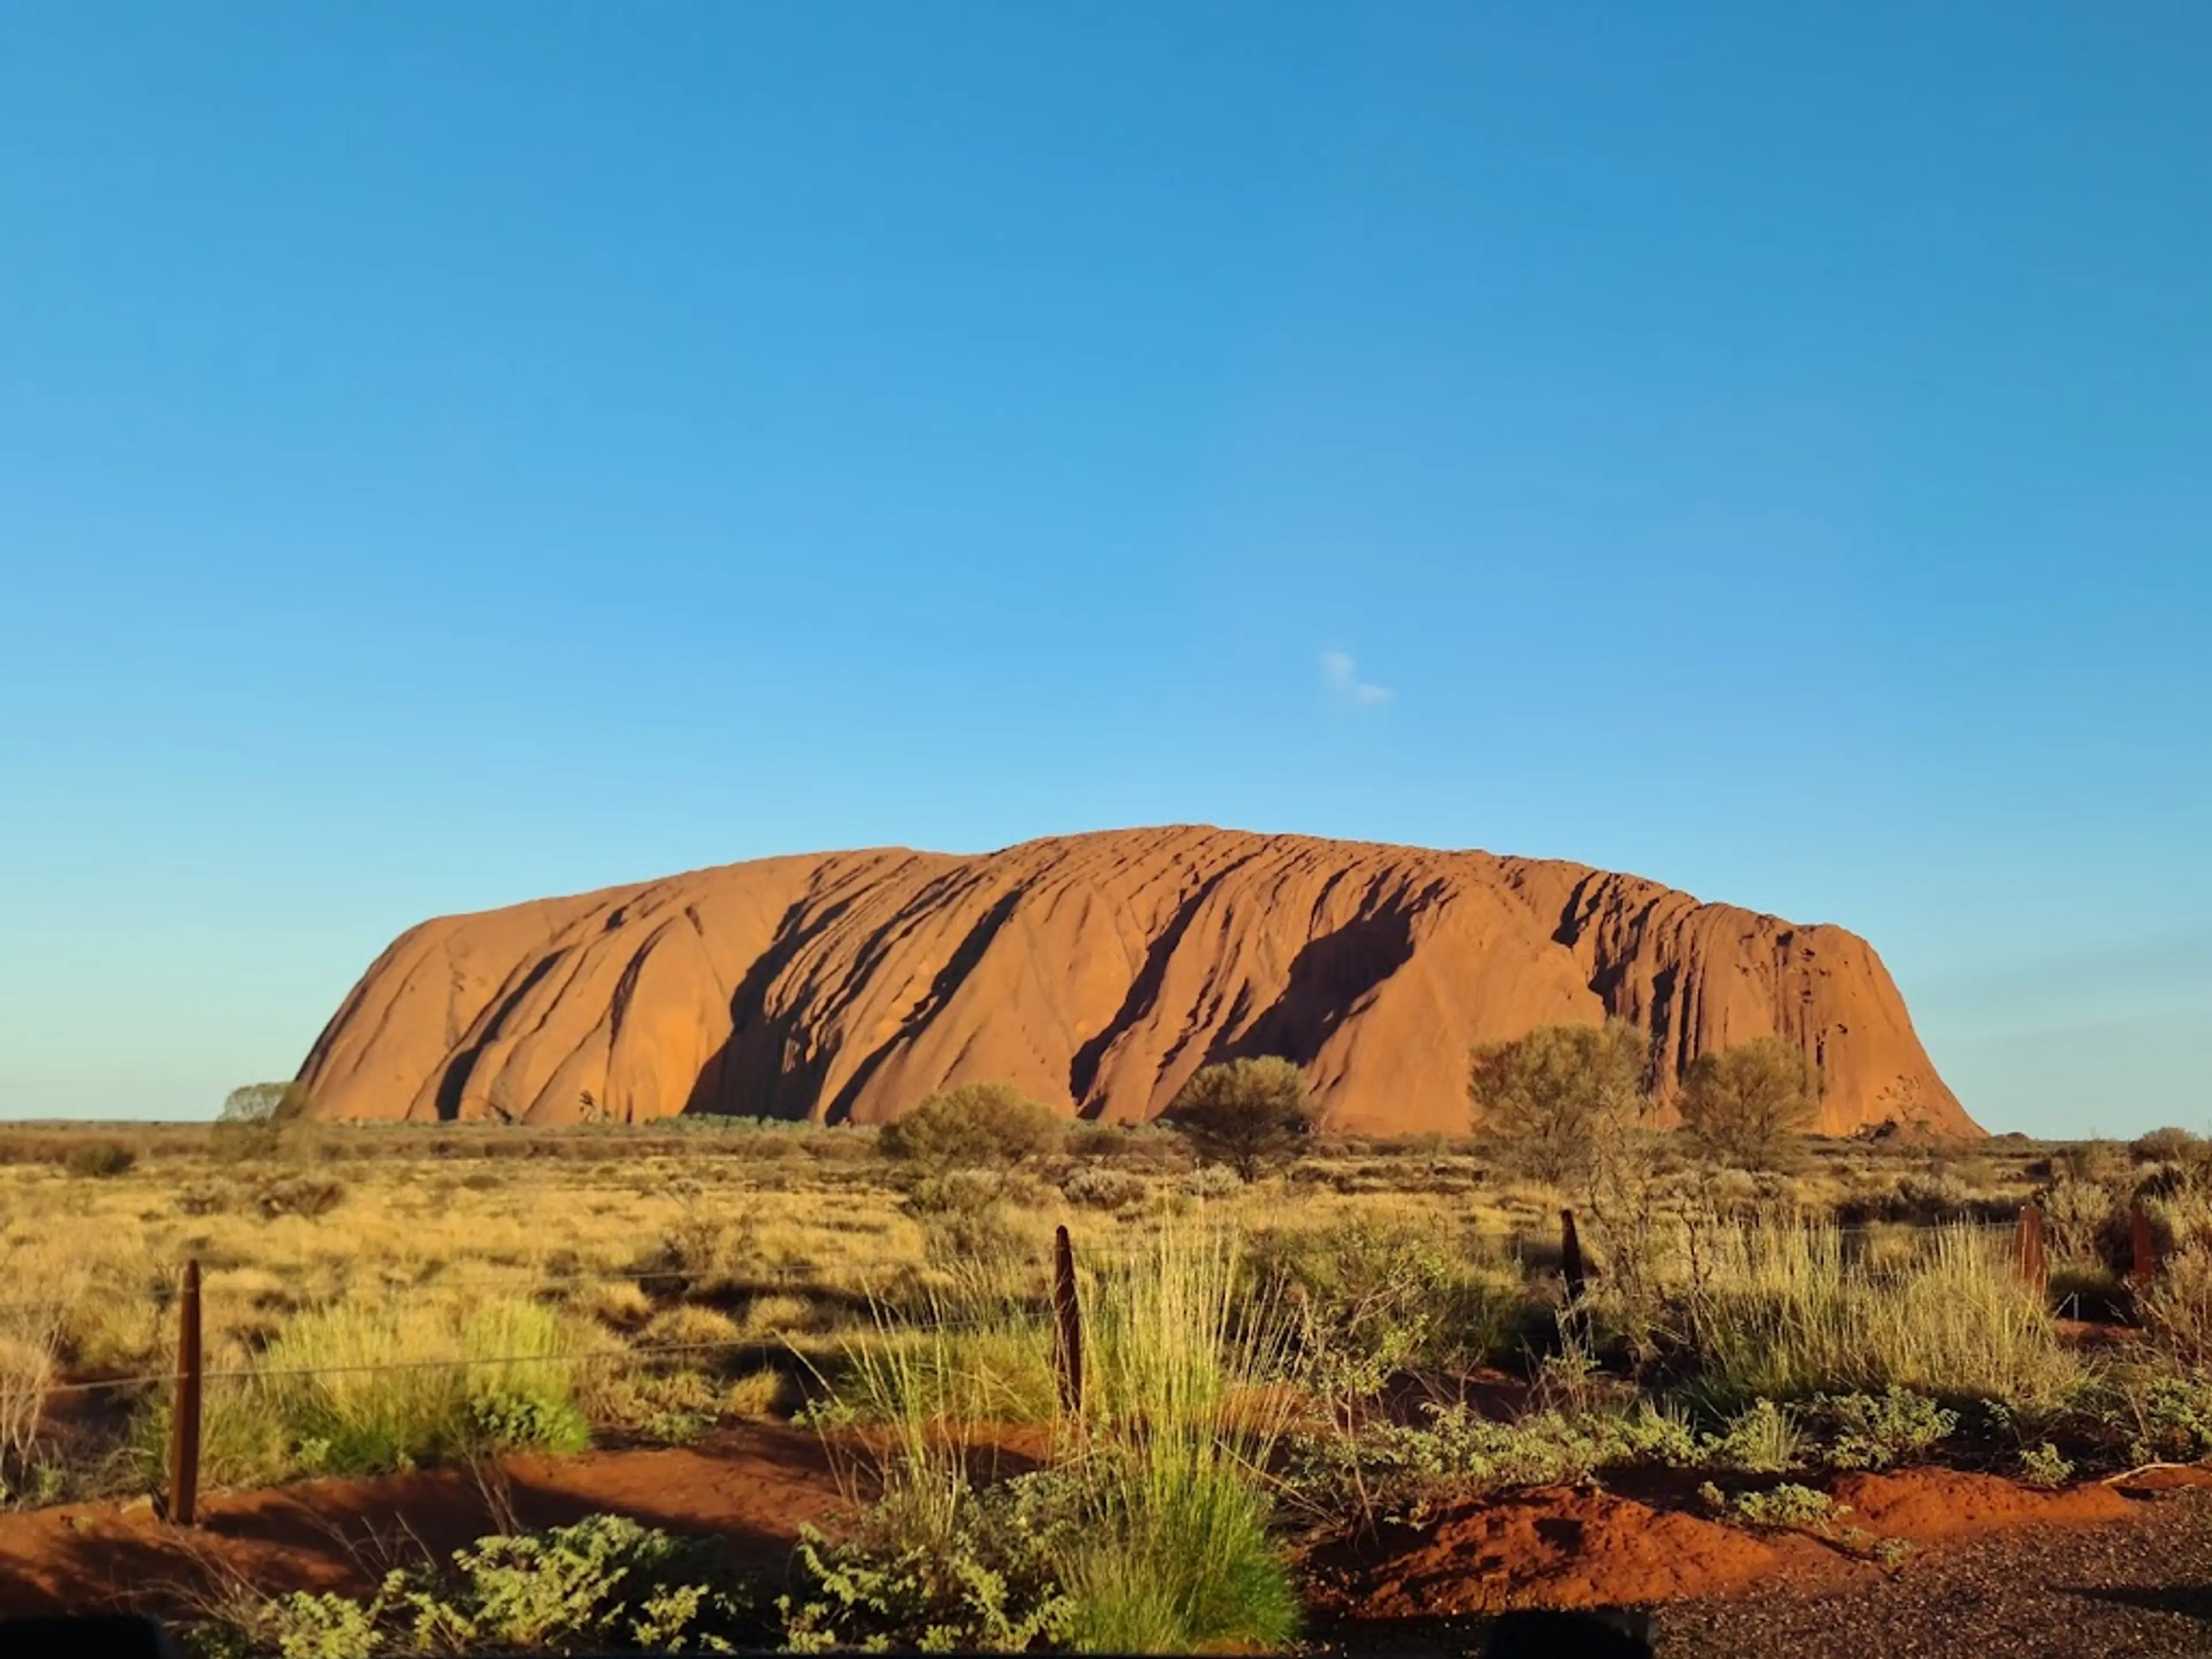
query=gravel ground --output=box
[1659,1486,2212,1658]
[1308,1487,2212,1659]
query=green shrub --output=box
[1468,1021,1649,1188]
[1061,1165,1150,1210]
[1716,1398,1801,1473]
[1810,1388,1959,1470]
[209,1516,744,1656]
[1729,1482,1834,1527]
[1164,1058,1315,1181]
[2018,1441,2075,1488]
[1677,1036,1820,1172]
[878,1083,1066,1172]
[1290,1400,1703,1524]
[782,1475,1074,1652]
[1250,1217,1533,1392]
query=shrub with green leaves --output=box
[1676,1036,1820,1172]
[204,1515,744,1657]
[782,1474,1074,1653]
[1468,1021,1649,1189]
[878,1082,1066,1173]
[1809,1388,1959,1470]
[1728,1482,1834,1528]
[1249,1217,1533,1393]
[1164,1058,1316,1181]
[1289,1400,1704,1524]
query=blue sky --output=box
[2,5,2206,1135]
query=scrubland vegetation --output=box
[3,1039,2212,1652]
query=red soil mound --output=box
[1833,1469,2131,1540]
[1313,1471,2157,1617]
[300,827,1974,1136]
[1309,1487,1829,1615]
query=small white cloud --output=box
[1321,649,1391,707]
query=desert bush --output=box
[254,1174,347,1219]
[1676,1037,1820,1172]
[2139,1243,2212,1368]
[1062,1164,1150,1210]
[1469,1021,1650,1188]
[1163,1058,1315,1181]
[0,1302,64,1501]
[62,1141,135,1179]
[2134,1127,2202,1165]
[212,1514,744,1657]
[782,1472,1074,1653]
[2017,1441,2075,1488]
[2041,1170,2130,1267]
[1728,1482,1834,1527]
[1807,1388,1959,1469]
[221,1080,312,1126]
[1290,1399,1703,1525]
[1250,1217,1533,1391]
[878,1082,1066,1173]
[1181,1163,1244,1202]
[1715,1398,1801,1472]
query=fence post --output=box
[168,1258,203,1527]
[2131,1202,2161,1289]
[1559,1209,1587,1304]
[1051,1225,1083,1420]
[2014,1202,2047,1296]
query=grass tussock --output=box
[1666,1222,2078,1409]
[792,1225,1301,1654]
[168,1298,597,1486]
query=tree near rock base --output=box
[1165,1058,1316,1182]
[1676,1036,1821,1171]
[1468,1021,1651,1190]
[877,1081,1066,1173]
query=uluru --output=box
[296,826,1979,1138]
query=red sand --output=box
[1310,1469,2168,1618]
[0,1439,2183,1626]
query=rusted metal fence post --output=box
[1051,1225,1083,1419]
[1559,1209,1587,1304]
[2131,1202,2161,1289]
[168,1258,203,1527]
[2014,1202,2047,1296]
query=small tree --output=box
[877,1081,1066,1173]
[1164,1058,1315,1182]
[1676,1035,1820,1171]
[1468,1021,1650,1189]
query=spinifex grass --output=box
[1675,1222,2078,1409]
[805,1222,1304,1654]
[155,1296,597,1486]
[1055,1225,1304,1652]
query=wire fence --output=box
[6,1195,2155,1525]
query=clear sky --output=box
[3,5,2206,1136]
